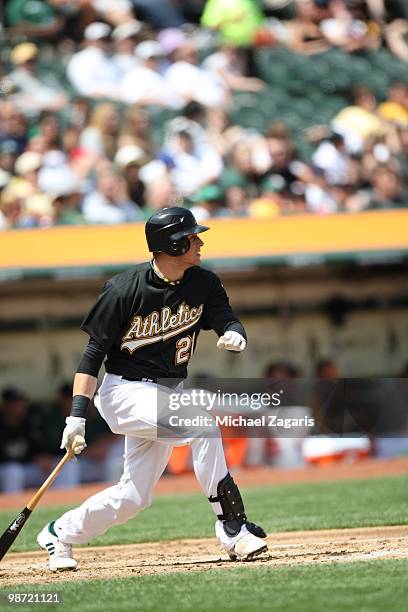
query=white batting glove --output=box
[60,416,87,454]
[217,330,246,352]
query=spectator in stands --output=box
[285,0,330,55]
[319,0,380,52]
[79,103,120,160]
[264,133,299,193]
[8,43,67,117]
[60,127,98,185]
[67,22,121,99]
[202,45,265,93]
[359,132,395,177]
[249,175,285,217]
[300,163,340,213]
[121,41,182,107]
[332,85,386,154]
[206,108,248,158]
[224,182,250,217]
[34,112,62,152]
[5,0,64,40]
[118,106,156,156]
[312,129,351,185]
[114,145,148,207]
[190,183,233,220]
[130,0,185,28]
[37,142,90,203]
[201,0,266,47]
[364,0,408,61]
[112,20,142,79]
[0,141,20,180]
[365,164,408,209]
[144,178,177,217]
[0,101,28,158]
[11,151,53,224]
[226,141,265,189]
[0,168,10,194]
[50,177,85,226]
[82,167,143,224]
[378,82,408,127]
[327,182,355,212]
[165,40,229,108]
[0,185,37,230]
[66,97,91,132]
[89,0,135,26]
[162,117,223,195]
[395,126,408,184]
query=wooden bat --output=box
[0,435,84,561]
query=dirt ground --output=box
[1,526,408,587]
[1,458,407,586]
[1,457,408,511]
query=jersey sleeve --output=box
[202,273,247,339]
[77,337,107,377]
[80,282,125,350]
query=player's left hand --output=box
[60,416,87,454]
[217,331,246,352]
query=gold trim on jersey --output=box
[121,302,204,354]
[151,259,181,285]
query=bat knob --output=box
[71,435,86,455]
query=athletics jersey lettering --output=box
[121,302,204,353]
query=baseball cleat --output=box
[37,521,77,571]
[228,532,268,561]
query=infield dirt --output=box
[1,526,408,587]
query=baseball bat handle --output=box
[26,452,72,511]
[26,435,82,511]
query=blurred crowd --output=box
[1,0,408,229]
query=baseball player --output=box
[37,207,267,571]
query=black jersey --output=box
[79,262,246,380]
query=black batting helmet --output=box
[145,207,209,256]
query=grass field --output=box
[1,560,407,612]
[0,475,407,612]
[0,475,407,553]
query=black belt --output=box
[121,376,182,388]
[122,376,156,383]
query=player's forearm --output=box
[73,373,98,400]
[68,373,97,420]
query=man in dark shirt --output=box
[0,387,37,492]
[37,207,267,571]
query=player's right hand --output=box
[60,416,87,454]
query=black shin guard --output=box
[208,472,267,538]
[208,472,247,536]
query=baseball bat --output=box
[0,435,84,561]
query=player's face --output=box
[183,233,204,266]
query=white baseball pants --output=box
[55,374,227,544]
